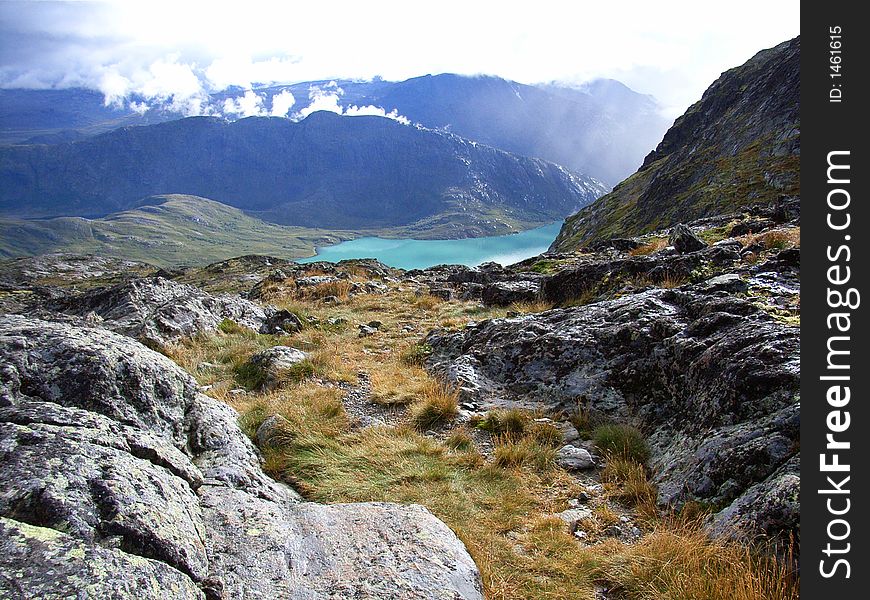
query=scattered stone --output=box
[668,223,707,253]
[699,273,749,294]
[578,491,591,503]
[556,445,596,470]
[358,324,378,337]
[556,508,593,533]
[602,526,623,538]
[481,280,540,307]
[250,346,308,374]
[263,309,304,334]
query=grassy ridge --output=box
[0,194,346,267]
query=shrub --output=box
[399,343,433,367]
[593,424,650,464]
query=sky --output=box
[0,0,800,118]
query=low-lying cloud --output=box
[294,83,410,124]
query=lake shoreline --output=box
[296,221,564,271]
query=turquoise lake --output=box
[297,221,563,270]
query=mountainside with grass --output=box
[551,36,799,251]
[0,111,606,235]
[0,194,343,267]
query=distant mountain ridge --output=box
[551,36,800,251]
[0,111,607,235]
[1,74,670,185]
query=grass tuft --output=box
[593,424,650,464]
[409,382,460,429]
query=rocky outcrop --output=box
[42,277,277,346]
[425,284,799,543]
[0,315,483,599]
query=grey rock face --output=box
[0,315,483,599]
[426,286,799,543]
[43,276,273,346]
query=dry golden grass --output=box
[409,381,460,429]
[412,293,444,311]
[596,525,798,600]
[600,458,657,512]
[369,361,431,406]
[738,226,801,251]
[492,435,556,470]
[508,300,556,314]
[299,279,354,300]
[628,237,668,256]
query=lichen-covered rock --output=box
[43,276,273,346]
[481,280,540,306]
[0,315,483,599]
[425,285,799,543]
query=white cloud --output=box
[0,0,800,117]
[344,104,410,125]
[223,90,266,117]
[293,83,409,124]
[269,90,296,117]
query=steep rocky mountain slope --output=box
[552,36,799,250]
[0,194,343,266]
[0,111,606,234]
[2,75,669,184]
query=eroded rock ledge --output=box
[0,315,483,599]
[425,284,799,544]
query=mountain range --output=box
[1,74,670,185]
[0,111,606,235]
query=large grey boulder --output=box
[0,315,483,599]
[426,284,799,544]
[668,223,707,254]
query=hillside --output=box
[551,37,799,251]
[0,194,343,267]
[0,112,606,235]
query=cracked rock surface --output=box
[426,285,799,544]
[0,314,483,599]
